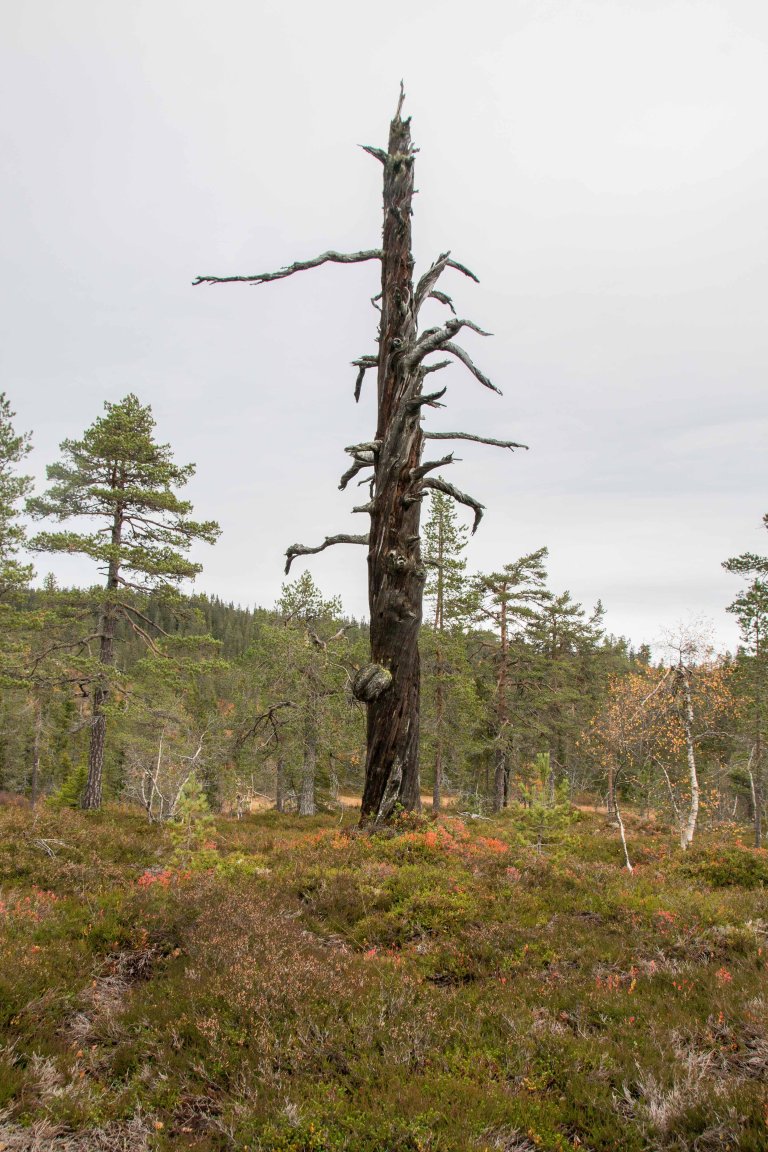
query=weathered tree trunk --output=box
[492,598,509,814]
[433,745,443,813]
[275,756,286,813]
[31,695,43,806]
[299,738,317,817]
[359,105,425,823]
[493,752,506,814]
[195,91,516,826]
[754,620,763,848]
[82,511,121,810]
[432,643,445,813]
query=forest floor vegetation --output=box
[1,803,767,1151]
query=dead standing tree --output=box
[195,89,525,823]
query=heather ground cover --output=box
[1,805,767,1151]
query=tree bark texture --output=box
[276,756,286,813]
[82,505,122,810]
[299,715,317,817]
[492,597,509,814]
[360,107,425,823]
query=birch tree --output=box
[195,89,525,823]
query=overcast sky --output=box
[2,0,767,653]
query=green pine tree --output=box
[0,393,33,600]
[422,488,479,810]
[474,549,550,811]
[28,394,220,810]
[724,523,768,846]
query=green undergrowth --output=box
[1,804,767,1151]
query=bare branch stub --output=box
[352,355,378,403]
[284,534,369,575]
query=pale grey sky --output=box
[2,0,767,652]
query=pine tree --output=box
[0,393,33,600]
[422,488,477,809]
[28,394,220,809]
[474,549,550,811]
[724,524,768,846]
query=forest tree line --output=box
[0,391,766,848]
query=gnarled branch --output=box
[421,476,485,534]
[285,533,369,575]
[352,355,378,403]
[411,453,455,481]
[408,317,491,367]
[339,458,374,491]
[442,341,501,394]
[430,290,456,314]
[360,145,388,164]
[406,386,447,411]
[193,250,382,287]
[414,251,480,315]
[424,431,527,451]
[446,257,479,283]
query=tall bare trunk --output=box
[360,105,424,823]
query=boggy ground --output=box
[1,803,767,1152]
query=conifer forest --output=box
[2,82,768,1152]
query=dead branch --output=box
[339,459,373,490]
[308,624,353,650]
[360,144,388,164]
[409,317,491,367]
[411,453,455,481]
[115,600,172,637]
[413,251,480,314]
[423,431,527,451]
[414,252,453,313]
[406,386,447,411]
[442,341,501,394]
[352,355,378,403]
[345,440,381,455]
[446,257,479,283]
[120,614,168,657]
[285,533,369,575]
[193,250,382,287]
[421,476,485,533]
[430,289,456,314]
[235,701,296,751]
